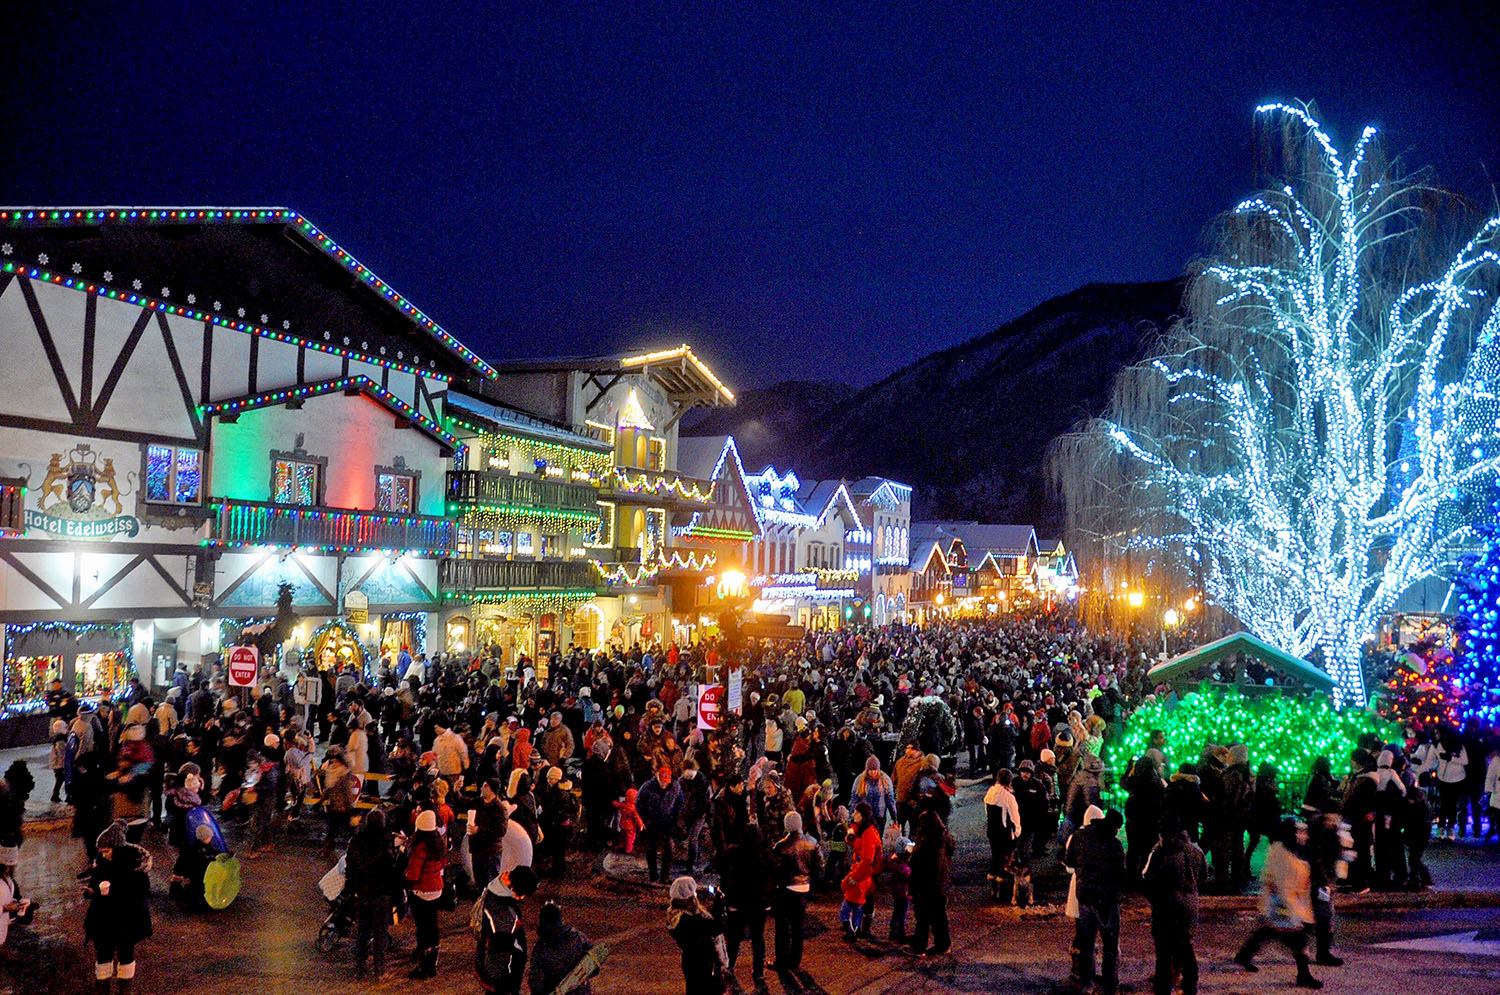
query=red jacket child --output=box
[613,788,645,854]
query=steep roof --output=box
[446,390,609,452]
[0,206,494,381]
[913,521,1038,557]
[491,344,735,406]
[1147,632,1336,693]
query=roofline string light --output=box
[198,375,462,452]
[0,206,496,381]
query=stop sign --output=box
[697,684,724,731]
[227,645,259,687]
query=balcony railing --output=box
[210,499,457,554]
[440,557,601,593]
[446,470,600,514]
[608,468,715,505]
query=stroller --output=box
[316,854,354,953]
[170,806,241,911]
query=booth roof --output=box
[1147,631,1336,692]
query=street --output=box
[7,777,1500,994]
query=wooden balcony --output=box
[440,557,601,593]
[209,499,457,554]
[445,470,600,514]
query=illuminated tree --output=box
[1056,102,1500,707]
[1378,652,1461,732]
[1454,520,1500,725]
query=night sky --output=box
[6,4,1498,390]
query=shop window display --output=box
[75,651,130,700]
[2,654,61,708]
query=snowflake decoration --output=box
[70,262,82,274]
[161,287,170,298]
[379,346,387,355]
[342,336,350,345]
[237,307,246,318]
[187,293,196,304]
[282,320,290,330]
[132,279,143,290]
[323,331,331,340]
[259,314,268,324]
[213,300,222,311]
[396,351,404,360]
[102,270,113,282]
[1,243,12,256]
[37,252,48,265]
[360,340,368,350]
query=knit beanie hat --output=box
[97,819,128,851]
[415,809,438,833]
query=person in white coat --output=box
[1485,751,1500,843]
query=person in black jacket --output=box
[1143,815,1207,995]
[1165,764,1207,843]
[1066,808,1125,995]
[529,901,595,995]
[719,824,771,985]
[770,811,823,972]
[678,759,712,875]
[909,794,954,957]
[1124,753,1166,881]
[667,875,724,995]
[344,809,397,978]
[84,819,153,992]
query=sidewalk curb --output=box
[1197,890,1500,912]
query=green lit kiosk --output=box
[1147,631,1337,697]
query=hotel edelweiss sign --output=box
[25,443,141,539]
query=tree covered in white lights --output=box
[1055,102,1500,707]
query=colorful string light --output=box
[0,207,495,380]
[199,375,462,452]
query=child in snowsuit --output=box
[613,788,645,854]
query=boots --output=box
[1295,967,1323,989]
[407,946,437,979]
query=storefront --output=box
[309,619,371,675]
[2,621,134,708]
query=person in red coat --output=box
[404,810,448,979]
[840,803,881,939]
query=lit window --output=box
[144,443,203,505]
[517,532,534,555]
[376,471,416,512]
[273,457,320,506]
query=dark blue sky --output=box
[6,3,1498,389]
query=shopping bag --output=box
[318,854,346,901]
[204,854,242,911]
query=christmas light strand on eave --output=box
[199,375,462,452]
[0,207,496,381]
[0,260,447,383]
[612,469,715,503]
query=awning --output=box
[1148,631,1335,693]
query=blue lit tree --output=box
[1455,514,1500,725]
[1056,102,1500,707]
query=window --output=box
[2,654,60,708]
[144,444,203,505]
[376,471,416,512]
[517,532,534,555]
[272,456,321,506]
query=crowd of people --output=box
[1,611,1497,994]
